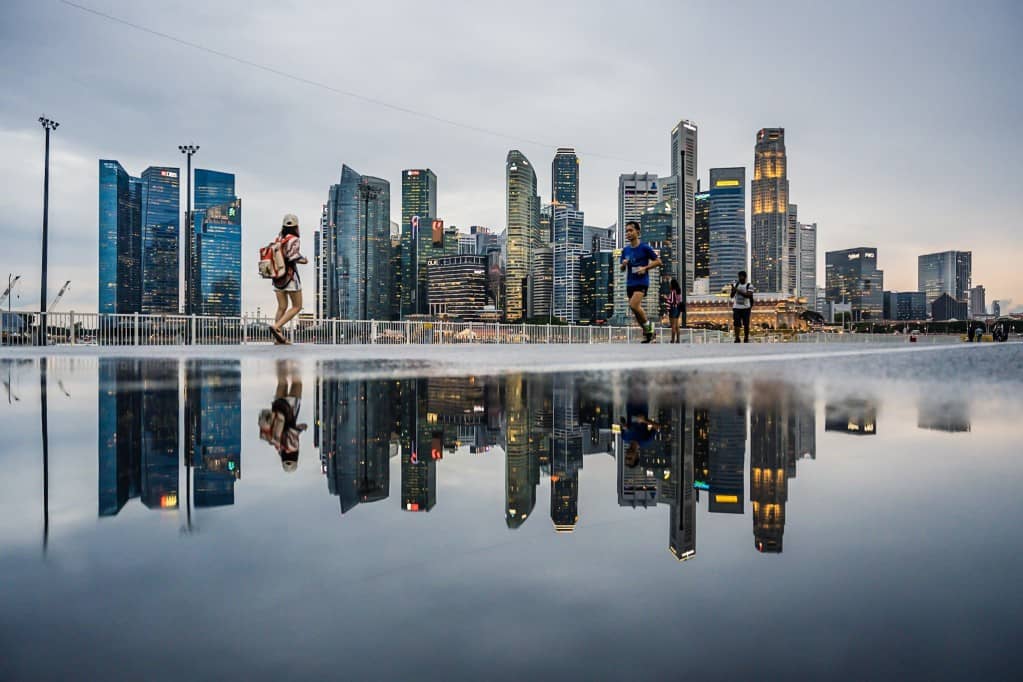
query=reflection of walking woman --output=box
[259,360,307,472]
[269,214,307,345]
[664,278,683,344]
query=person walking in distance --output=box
[269,214,307,345]
[663,278,683,344]
[620,221,662,343]
[731,270,754,343]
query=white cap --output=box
[282,213,299,228]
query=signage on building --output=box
[160,170,178,178]
[432,220,444,247]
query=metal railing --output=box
[1,311,730,347]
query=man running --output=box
[620,221,662,343]
[731,269,754,343]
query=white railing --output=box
[793,332,961,344]
[1,311,731,347]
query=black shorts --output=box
[733,307,751,327]
[669,305,682,319]
[626,285,648,298]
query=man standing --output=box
[620,221,662,343]
[731,270,754,343]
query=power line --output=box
[59,0,661,168]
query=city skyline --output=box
[1,0,1020,313]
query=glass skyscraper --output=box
[751,128,790,293]
[825,247,884,320]
[552,147,579,209]
[187,169,240,316]
[505,150,539,321]
[670,120,698,293]
[708,167,747,293]
[400,169,437,317]
[694,188,710,282]
[186,360,241,508]
[98,160,142,314]
[326,165,391,320]
[580,250,615,323]
[918,250,972,307]
[140,167,180,313]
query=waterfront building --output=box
[918,250,972,307]
[552,147,580,209]
[187,169,240,316]
[399,169,438,317]
[708,167,747,294]
[579,250,615,324]
[98,160,141,314]
[751,128,790,294]
[553,242,583,323]
[670,120,698,292]
[617,173,660,248]
[883,291,928,321]
[825,247,884,320]
[695,186,710,281]
[505,151,540,321]
[529,246,553,320]
[139,167,180,313]
[583,224,615,253]
[797,222,817,307]
[427,254,489,320]
[969,285,986,318]
[931,293,968,321]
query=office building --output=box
[529,245,553,320]
[427,254,489,320]
[399,169,438,317]
[617,173,660,248]
[918,250,972,307]
[583,225,615,253]
[694,186,710,281]
[505,150,540,321]
[883,291,927,321]
[552,205,585,246]
[797,222,817,307]
[670,120,698,292]
[139,167,180,314]
[969,285,986,318]
[931,293,967,321]
[186,169,240,316]
[786,204,799,295]
[323,165,391,320]
[186,359,241,508]
[580,250,615,324]
[751,128,790,294]
[993,301,1001,317]
[825,247,884,320]
[553,242,583,323]
[552,147,579,209]
[708,167,747,294]
[825,399,877,435]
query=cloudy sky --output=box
[1,0,1020,314]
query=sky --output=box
[0,0,1020,315]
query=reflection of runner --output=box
[620,402,663,468]
[258,360,308,471]
[620,221,662,343]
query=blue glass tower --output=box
[187,169,241,316]
[140,167,180,313]
[708,167,747,293]
[186,360,241,507]
[98,160,142,313]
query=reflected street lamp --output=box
[38,117,59,346]
[178,145,199,313]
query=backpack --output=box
[258,408,287,450]
[258,235,294,280]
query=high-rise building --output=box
[708,167,747,294]
[583,225,615,253]
[931,293,968,321]
[98,160,142,314]
[640,199,676,313]
[617,173,659,248]
[969,285,986,318]
[883,291,927,321]
[139,167,180,314]
[993,300,1001,317]
[796,221,817,308]
[580,250,615,323]
[187,169,240,316]
[323,165,391,320]
[552,147,579,209]
[918,250,972,307]
[825,247,884,320]
[529,245,553,320]
[427,254,489,320]
[505,151,540,321]
[751,128,790,294]
[186,359,241,508]
[694,186,710,282]
[786,204,799,295]
[553,242,583,323]
[400,169,438,317]
[670,120,698,293]
[552,205,585,246]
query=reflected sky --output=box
[1,356,1021,680]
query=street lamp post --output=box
[178,145,199,313]
[38,117,58,346]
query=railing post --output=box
[190,315,196,346]
[69,311,76,346]
[133,312,139,346]
[242,316,248,345]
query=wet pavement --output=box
[1,344,1021,680]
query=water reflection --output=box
[32,358,985,561]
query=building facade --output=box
[796,222,817,308]
[825,247,884,320]
[708,167,747,294]
[400,169,438,317]
[931,293,967,321]
[918,250,972,307]
[187,169,239,316]
[139,167,180,314]
[694,186,710,282]
[617,173,660,248]
[99,160,141,314]
[505,150,540,321]
[670,120,698,293]
[427,255,489,320]
[969,285,986,318]
[751,128,790,294]
[883,291,927,321]
[580,250,615,323]
[553,243,583,323]
[529,246,553,320]
[552,147,579,209]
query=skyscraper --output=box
[187,169,240,316]
[552,147,579,209]
[324,165,391,320]
[553,242,582,323]
[708,167,747,294]
[529,245,553,320]
[797,222,817,307]
[918,250,972,307]
[617,173,659,248]
[139,167,180,314]
[694,186,710,283]
[670,120,698,292]
[580,250,615,323]
[400,169,438,317]
[751,128,790,293]
[186,359,241,508]
[969,285,986,318]
[98,160,141,314]
[427,254,489,319]
[825,247,884,320]
[505,150,539,321]
[786,204,799,295]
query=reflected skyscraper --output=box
[186,360,241,507]
[708,405,746,514]
[918,395,971,432]
[505,374,538,528]
[750,399,787,553]
[97,359,179,515]
[825,399,877,435]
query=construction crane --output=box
[1,274,20,307]
[47,280,71,313]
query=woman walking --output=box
[269,214,307,345]
[664,278,683,343]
